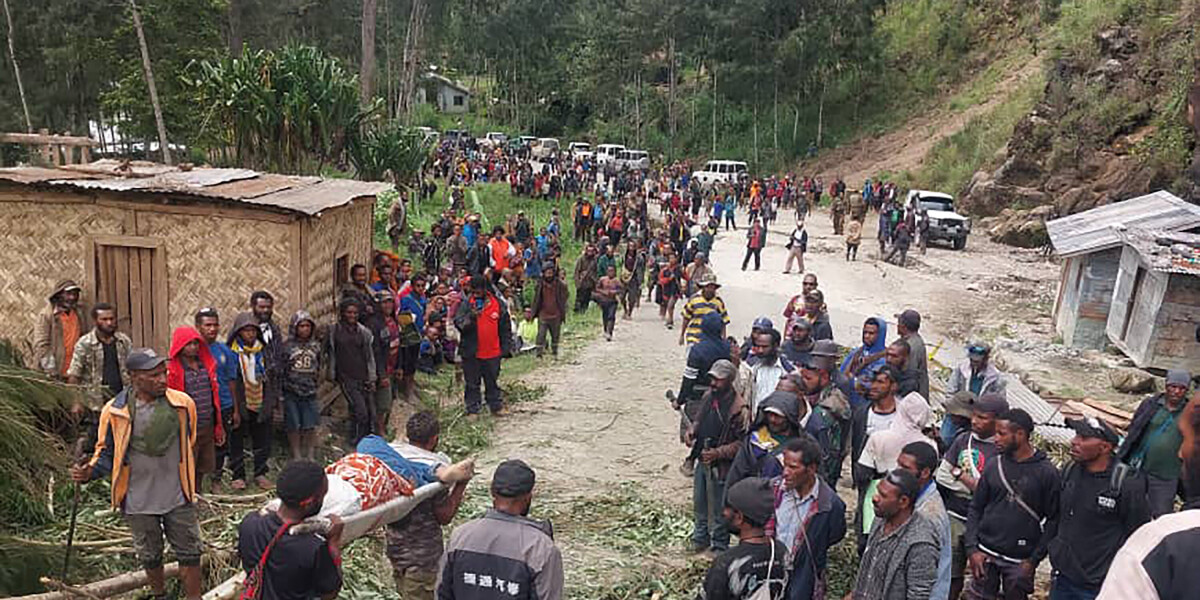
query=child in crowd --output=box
[281,311,321,461]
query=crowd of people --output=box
[34,141,1200,600]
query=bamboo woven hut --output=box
[0,160,389,357]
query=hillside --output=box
[804,0,1199,248]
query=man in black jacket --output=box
[1048,416,1150,600]
[685,359,750,554]
[966,408,1061,600]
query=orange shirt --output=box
[59,311,81,376]
[490,238,512,272]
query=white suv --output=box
[532,137,560,159]
[691,160,748,189]
[908,190,972,250]
[568,142,593,160]
[615,149,650,171]
[595,143,625,166]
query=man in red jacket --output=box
[453,275,513,421]
[168,326,224,492]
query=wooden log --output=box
[7,563,181,600]
[0,132,100,146]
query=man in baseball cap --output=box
[686,358,748,554]
[70,347,205,600]
[1049,416,1150,598]
[699,477,787,598]
[439,458,563,598]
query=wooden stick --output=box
[37,578,103,600]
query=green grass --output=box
[900,72,1044,196]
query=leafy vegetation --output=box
[189,45,370,174]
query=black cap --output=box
[724,477,775,525]
[1067,416,1120,446]
[491,459,536,497]
[126,348,167,371]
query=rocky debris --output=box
[1095,27,1138,61]
[1109,367,1158,394]
[979,206,1054,248]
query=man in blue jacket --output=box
[766,435,847,600]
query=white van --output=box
[691,160,748,188]
[532,137,560,159]
[595,143,625,165]
[567,142,593,160]
[615,149,650,171]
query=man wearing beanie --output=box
[699,477,788,600]
[436,459,562,599]
[1118,369,1193,517]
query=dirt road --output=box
[472,206,1052,590]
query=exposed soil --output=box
[799,54,1043,185]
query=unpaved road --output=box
[473,206,1056,587]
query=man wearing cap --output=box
[71,349,204,600]
[780,319,815,366]
[783,220,808,275]
[34,279,90,379]
[1118,369,1192,517]
[946,341,1007,402]
[1048,416,1150,600]
[935,392,1006,600]
[686,359,749,555]
[965,408,1061,600]
[763,434,843,600]
[852,469,941,600]
[436,460,563,600]
[679,275,729,347]
[939,391,976,449]
[700,477,788,600]
[739,317,775,361]
[895,309,930,399]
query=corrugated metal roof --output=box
[1119,227,1200,276]
[0,162,391,216]
[1046,190,1200,257]
[931,374,1073,445]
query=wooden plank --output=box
[113,247,132,345]
[152,245,169,352]
[91,234,163,249]
[128,249,146,349]
[101,197,295,225]
[1079,398,1135,420]
[0,132,99,146]
[138,248,154,350]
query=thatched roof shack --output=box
[0,160,389,356]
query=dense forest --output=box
[0,0,1051,170]
[0,0,1195,200]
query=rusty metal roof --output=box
[0,161,391,216]
[1119,227,1200,276]
[1047,190,1200,258]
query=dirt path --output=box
[802,54,1043,183]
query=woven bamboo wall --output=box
[303,199,374,325]
[0,198,128,357]
[135,210,297,339]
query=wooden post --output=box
[127,0,171,165]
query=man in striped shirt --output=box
[679,275,729,347]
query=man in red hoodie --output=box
[168,326,224,492]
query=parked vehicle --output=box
[532,137,560,159]
[518,135,538,147]
[691,160,748,189]
[907,190,971,250]
[415,127,439,144]
[478,131,508,149]
[614,149,650,171]
[568,142,593,161]
[595,143,625,166]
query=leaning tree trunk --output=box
[128,0,171,165]
[360,0,377,105]
[2,0,32,132]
